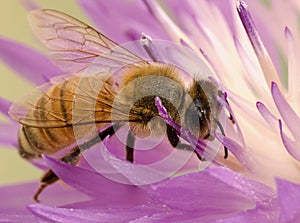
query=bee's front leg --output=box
[166,125,204,161]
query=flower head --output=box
[1,0,300,222]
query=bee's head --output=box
[185,80,222,140]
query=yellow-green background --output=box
[0,0,87,186]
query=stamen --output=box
[236,1,282,91]
[141,33,159,62]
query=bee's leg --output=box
[166,125,204,161]
[214,119,229,159]
[225,98,235,124]
[33,145,81,202]
[126,131,135,163]
[34,124,121,202]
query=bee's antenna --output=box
[221,92,235,124]
[225,98,235,124]
[141,33,159,62]
[214,119,228,159]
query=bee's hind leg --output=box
[34,124,121,202]
[166,124,204,161]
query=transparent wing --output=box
[8,73,141,128]
[9,10,149,128]
[28,9,148,74]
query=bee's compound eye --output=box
[185,102,210,138]
[185,103,201,135]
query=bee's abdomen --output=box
[18,78,78,159]
[18,125,75,159]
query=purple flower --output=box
[1,0,300,222]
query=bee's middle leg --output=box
[166,124,204,161]
[34,124,121,202]
[126,130,135,163]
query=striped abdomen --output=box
[17,75,115,159]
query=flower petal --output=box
[233,37,269,99]
[147,169,253,212]
[276,178,300,223]
[141,0,199,51]
[0,37,62,85]
[256,101,279,132]
[144,167,277,222]
[285,27,300,110]
[28,202,173,223]
[43,155,150,204]
[0,97,12,118]
[278,120,300,161]
[271,82,300,140]
[20,0,39,10]
[214,133,249,170]
[0,183,36,223]
[77,0,169,43]
[0,181,89,222]
[211,208,277,223]
[95,137,196,186]
[0,122,19,148]
[28,204,106,223]
[207,167,275,203]
[246,0,299,78]
[236,1,282,90]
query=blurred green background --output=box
[0,0,87,185]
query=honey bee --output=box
[8,9,228,202]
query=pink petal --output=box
[271,82,300,140]
[276,178,300,223]
[212,0,235,33]
[147,170,253,212]
[285,27,300,108]
[28,204,108,223]
[96,137,196,186]
[214,133,250,170]
[0,37,62,85]
[141,0,198,50]
[144,167,276,222]
[207,167,275,203]
[0,97,12,118]
[246,0,299,79]
[43,155,150,204]
[233,37,269,98]
[0,181,89,222]
[279,120,300,162]
[28,202,173,223]
[77,0,169,43]
[20,0,39,10]
[256,101,279,132]
[0,122,19,148]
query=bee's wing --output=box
[9,72,138,128]
[28,9,148,74]
[9,10,148,128]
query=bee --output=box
[8,9,228,202]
